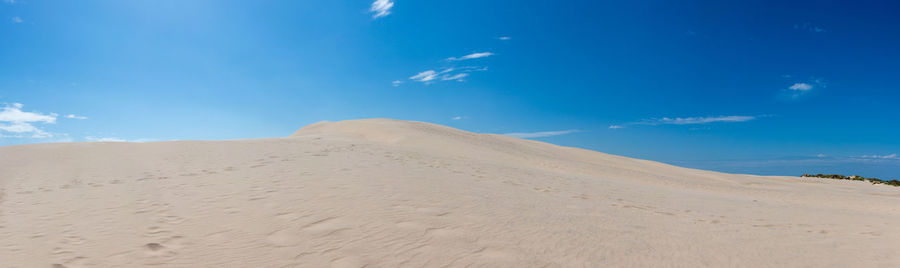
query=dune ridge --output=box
[1,119,898,267]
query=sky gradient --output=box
[2,0,899,178]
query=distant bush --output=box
[801,173,900,187]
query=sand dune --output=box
[1,119,898,267]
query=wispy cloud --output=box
[391,80,403,87]
[646,115,757,125]
[409,67,484,84]
[497,36,511,40]
[611,115,760,129]
[451,116,466,120]
[370,0,394,19]
[85,136,155,143]
[457,66,488,72]
[407,51,493,85]
[0,103,58,138]
[410,70,440,83]
[441,73,468,81]
[3,0,16,4]
[11,16,22,23]
[794,22,825,33]
[503,129,579,139]
[65,114,88,120]
[860,154,897,160]
[446,52,494,61]
[789,83,813,91]
[85,136,129,142]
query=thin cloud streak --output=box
[410,70,442,83]
[441,73,468,81]
[503,129,579,139]
[85,136,155,143]
[409,67,485,84]
[860,154,897,159]
[649,115,757,125]
[611,115,760,129]
[447,52,494,61]
[65,114,88,120]
[370,0,394,19]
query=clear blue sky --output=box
[2,0,899,178]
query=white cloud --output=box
[408,65,488,85]
[446,52,494,61]
[0,123,45,136]
[780,78,826,100]
[85,136,128,142]
[789,83,813,91]
[451,116,465,120]
[651,115,757,125]
[410,70,439,83]
[410,68,464,84]
[392,80,403,87]
[370,0,394,19]
[65,114,88,120]
[11,16,22,23]
[816,153,827,158]
[503,130,578,139]
[441,73,468,81]
[861,154,897,159]
[85,136,155,143]
[457,66,488,72]
[0,103,58,138]
[794,23,825,33]
[612,115,759,129]
[497,36,511,40]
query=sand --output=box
[1,119,898,267]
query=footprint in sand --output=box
[145,243,164,251]
[142,236,185,257]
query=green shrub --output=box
[801,173,899,187]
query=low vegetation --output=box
[801,174,900,187]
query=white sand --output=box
[1,119,898,267]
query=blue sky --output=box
[2,0,899,178]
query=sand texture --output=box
[1,119,898,267]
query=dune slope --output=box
[1,119,898,267]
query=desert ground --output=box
[1,119,898,267]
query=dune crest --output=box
[1,119,898,267]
